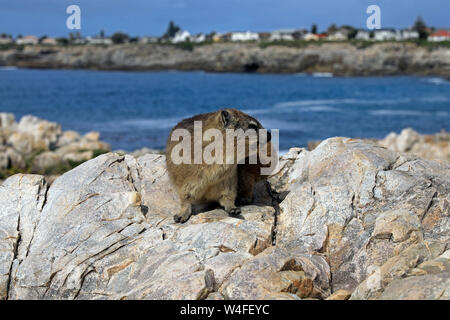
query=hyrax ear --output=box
[221,110,230,127]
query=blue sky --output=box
[0,0,448,37]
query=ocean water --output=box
[0,68,449,152]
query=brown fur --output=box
[237,141,275,205]
[166,108,268,223]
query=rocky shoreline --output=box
[308,127,450,162]
[1,42,450,76]
[0,113,449,300]
[0,113,161,184]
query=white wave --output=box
[369,110,430,116]
[423,77,449,85]
[242,108,273,115]
[119,117,180,129]
[274,99,356,108]
[312,72,333,78]
[258,119,306,131]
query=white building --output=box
[355,30,371,41]
[86,36,113,45]
[171,30,191,43]
[16,35,38,45]
[399,30,419,40]
[373,29,396,41]
[191,33,206,43]
[428,30,450,42]
[230,31,259,42]
[328,31,348,41]
[304,33,319,41]
[269,30,295,41]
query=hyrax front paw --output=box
[173,212,191,223]
[228,207,241,216]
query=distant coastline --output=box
[1,41,449,76]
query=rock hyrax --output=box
[166,108,271,223]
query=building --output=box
[373,29,396,41]
[0,36,13,45]
[355,30,371,41]
[86,36,113,45]
[171,30,190,43]
[230,31,259,42]
[327,31,348,41]
[41,37,58,45]
[399,29,419,40]
[139,36,159,44]
[191,33,206,43]
[269,29,295,41]
[16,35,38,45]
[428,30,450,42]
[304,33,319,41]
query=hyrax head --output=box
[215,108,271,141]
[214,108,271,162]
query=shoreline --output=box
[1,42,449,76]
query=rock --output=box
[0,113,16,130]
[56,140,110,157]
[378,273,450,300]
[325,289,352,300]
[5,147,25,169]
[17,115,62,151]
[62,151,94,163]
[32,151,62,171]
[379,128,450,161]
[0,146,25,169]
[0,137,449,300]
[56,131,80,148]
[0,174,47,299]
[7,132,34,154]
[83,131,100,142]
[1,42,449,76]
[221,247,330,299]
[277,137,449,292]
[130,147,163,158]
[396,128,420,152]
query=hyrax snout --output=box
[165,108,273,223]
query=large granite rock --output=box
[0,137,449,300]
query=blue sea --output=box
[0,68,449,152]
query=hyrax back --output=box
[165,108,266,223]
